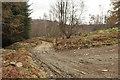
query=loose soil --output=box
[29,41,118,78]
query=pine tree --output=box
[2,2,31,47]
[112,1,120,26]
[21,2,31,39]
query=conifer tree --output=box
[2,2,31,47]
[113,1,120,26]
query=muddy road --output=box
[29,41,118,78]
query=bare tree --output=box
[43,13,48,20]
[50,0,85,39]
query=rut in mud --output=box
[29,41,118,78]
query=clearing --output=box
[29,41,118,78]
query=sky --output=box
[28,0,112,23]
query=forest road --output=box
[29,41,118,78]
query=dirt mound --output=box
[6,37,43,50]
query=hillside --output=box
[31,19,115,37]
[54,27,119,50]
[31,19,60,37]
[37,27,119,50]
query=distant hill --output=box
[31,19,116,37]
[31,19,60,37]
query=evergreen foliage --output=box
[2,2,31,47]
[112,1,120,26]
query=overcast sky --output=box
[28,0,112,22]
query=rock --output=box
[10,62,16,66]
[16,62,23,67]
[64,44,66,46]
[81,71,87,75]
[101,69,108,72]
[85,53,89,55]
[50,74,54,77]
[74,52,76,53]
[79,58,83,60]
[3,61,6,64]
[78,47,80,49]
[43,51,48,53]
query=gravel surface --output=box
[29,41,118,78]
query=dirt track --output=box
[29,41,118,78]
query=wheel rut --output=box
[29,41,118,78]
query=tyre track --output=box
[29,41,118,78]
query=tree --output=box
[50,0,85,39]
[2,2,31,47]
[113,0,120,26]
[107,11,117,26]
[43,13,48,20]
[108,0,120,26]
[21,2,31,39]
